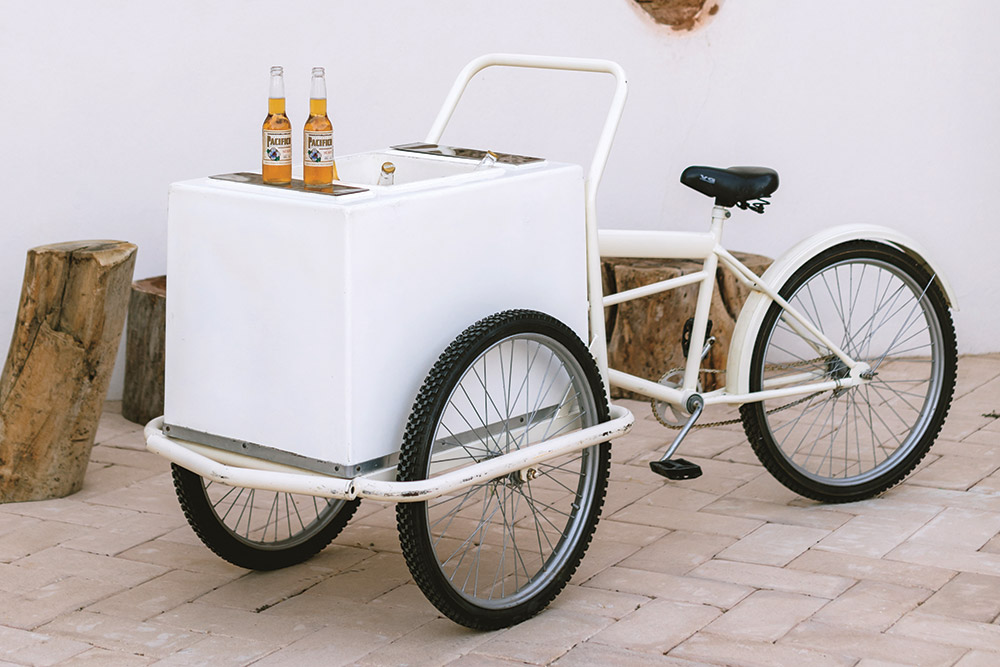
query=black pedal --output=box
[681,318,713,358]
[649,458,703,480]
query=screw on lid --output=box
[381,162,396,174]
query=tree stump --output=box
[0,241,137,502]
[122,276,166,425]
[602,252,772,399]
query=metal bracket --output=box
[736,197,770,214]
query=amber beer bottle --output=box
[262,66,292,184]
[303,67,338,187]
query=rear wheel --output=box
[396,310,611,629]
[172,465,360,570]
[740,241,956,502]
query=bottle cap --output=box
[312,67,325,77]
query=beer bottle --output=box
[378,161,395,186]
[474,150,499,171]
[262,66,292,185]
[303,67,337,187]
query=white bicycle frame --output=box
[146,53,958,502]
[600,214,871,409]
[435,55,871,413]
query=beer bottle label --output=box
[304,131,335,167]
[262,130,292,165]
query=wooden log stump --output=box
[602,252,772,399]
[0,241,137,502]
[122,276,166,425]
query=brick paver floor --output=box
[1,355,999,665]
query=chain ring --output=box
[650,369,692,428]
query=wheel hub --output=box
[495,467,537,489]
[826,357,852,397]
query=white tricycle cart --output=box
[147,54,957,630]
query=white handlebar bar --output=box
[425,53,628,194]
[426,53,628,385]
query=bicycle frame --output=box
[599,210,870,411]
[438,55,870,415]
[444,57,960,419]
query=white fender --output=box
[725,224,957,395]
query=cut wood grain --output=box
[602,252,772,399]
[122,276,166,425]
[0,240,137,502]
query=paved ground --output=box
[1,355,999,666]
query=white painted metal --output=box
[607,369,687,406]
[426,53,627,196]
[602,271,707,307]
[701,377,862,406]
[597,229,716,260]
[145,406,633,502]
[602,212,927,411]
[165,154,587,470]
[716,247,858,371]
[683,251,719,391]
[725,223,958,395]
[426,53,628,394]
[145,417,355,499]
[354,405,633,502]
[680,208,731,391]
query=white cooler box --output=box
[163,147,587,477]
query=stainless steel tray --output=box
[210,172,369,196]
[391,142,544,166]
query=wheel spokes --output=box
[423,333,597,607]
[202,482,343,548]
[760,260,939,483]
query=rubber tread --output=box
[395,309,611,630]
[739,241,957,503]
[172,464,360,570]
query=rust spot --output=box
[632,0,722,31]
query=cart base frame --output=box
[145,405,633,503]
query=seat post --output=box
[680,208,727,392]
[710,204,731,242]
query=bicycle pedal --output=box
[649,458,703,480]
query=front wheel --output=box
[396,310,611,630]
[740,241,957,503]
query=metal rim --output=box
[759,257,945,486]
[422,332,600,609]
[200,481,349,550]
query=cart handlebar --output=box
[425,53,628,195]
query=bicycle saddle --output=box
[680,166,779,209]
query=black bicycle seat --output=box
[680,166,779,209]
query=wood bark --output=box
[602,252,772,399]
[122,276,166,425]
[0,241,137,502]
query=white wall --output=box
[2,1,997,399]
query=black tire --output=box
[396,310,611,630]
[172,464,360,570]
[740,241,957,502]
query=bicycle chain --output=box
[649,356,832,430]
